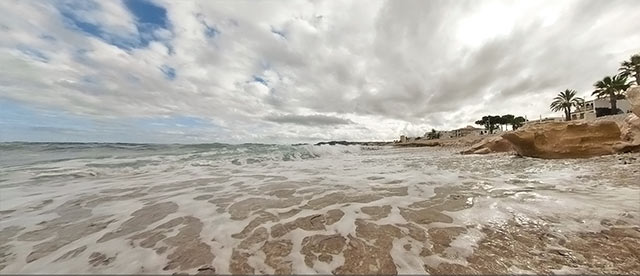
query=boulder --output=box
[501,121,624,159]
[617,86,640,152]
[627,86,640,116]
[461,136,514,155]
[620,114,640,144]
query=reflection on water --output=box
[0,143,638,274]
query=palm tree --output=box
[592,74,631,113]
[619,53,640,85]
[550,89,584,121]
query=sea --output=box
[0,142,638,274]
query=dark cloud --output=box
[264,114,355,126]
[0,0,639,142]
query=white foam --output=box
[390,238,427,274]
[443,227,485,259]
[1,145,638,274]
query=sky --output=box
[1,0,639,144]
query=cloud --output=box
[0,0,639,143]
[264,114,354,126]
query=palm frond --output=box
[550,89,581,112]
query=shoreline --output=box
[1,146,638,274]
[393,134,495,148]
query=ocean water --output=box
[0,142,638,274]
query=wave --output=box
[0,142,382,181]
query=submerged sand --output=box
[0,146,638,274]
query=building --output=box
[571,97,632,121]
[437,130,454,139]
[423,130,448,139]
[525,117,563,125]
[418,125,499,141]
[450,125,485,138]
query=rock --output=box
[620,114,640,143]
[626,86,640,116]
[196,265,216,275]
[460,136,514,155]
[502,87,640,159]
[501,121,624,159]
[395,140,440,147]
[619,87,640,151]
[617,86,640,152]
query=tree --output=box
[550,89,584,121]
[496,116,505,131]
[476,114,527,132]
[491,115,502,131]
[426,129,440,140]
[619,53,640,85]
[512,116,527,130]
[592,74,631,114]
[475,115,500,134]
[501,114,515,130]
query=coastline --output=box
[1,144,638,274]
[393,134,495,149]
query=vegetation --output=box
[592,74,631,114]
[500,114,515,130]
[547,53,637,120]
[426,129,441,140]
[619,53,640,85]
[426,53,639,137]
[550,89,584,121]
[474,114,526,133]
[475,116,500,134]
[512,116,526,130]
[595,107,621,117]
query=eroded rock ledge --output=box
[464,86,640,158]
[501,120,624,159]
[460,136,514,155]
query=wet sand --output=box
[0,147,638,274]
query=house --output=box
[438,130,454,139]
[571,97,632,121]
[423,130,448,139]
[525,117,563,125]
[450,125,485,138]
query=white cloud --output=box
[1,0,639,143]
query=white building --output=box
[450,125,486,138]
[571,97,632,121]
[525,117,563,125]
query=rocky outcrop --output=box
[395,135,486,148]
[627,86,640,116]
[460,136,514,155]
[616,86,640,153]
[502,121,624,159]
[620,114,640,144]
[620,86,640,145]
[502,87,640,159]
[395,140,440,147]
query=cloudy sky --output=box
[1,0,639,143]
